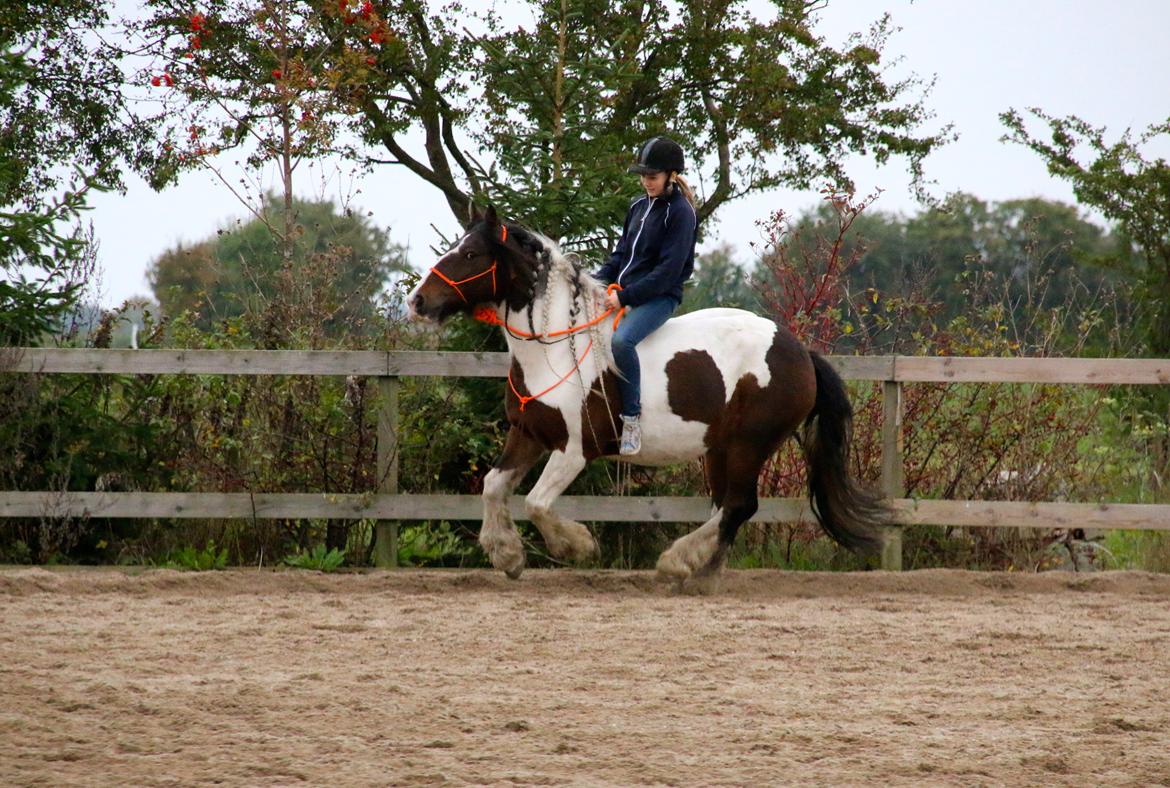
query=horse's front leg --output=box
[481,427,544,579]
[525,448,598,563]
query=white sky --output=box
[86,0,1170,307]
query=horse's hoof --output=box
[655,551,691,584]
[481,531,525,579]
[492,549,525,579]
[682,565,723,596]
[560,521,598,563]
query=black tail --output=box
[802,352,888,554]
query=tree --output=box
[133,0,949,248]
[784,192,1121,327]
[1001,109,1170,354]
[0,0,144,206]
[473,1,948,248]
[147,195,408,336]
[0,45,103,346]
[680,243,759,313]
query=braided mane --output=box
[488,221,606,341]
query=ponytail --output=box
[671,173,696,208]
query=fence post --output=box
[374,376,400,568]
[880,378,904,571]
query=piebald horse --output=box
[408,207,886,589]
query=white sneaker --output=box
[620,414,641,455]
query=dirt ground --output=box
[2,568,1170,787]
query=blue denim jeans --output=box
[611,296,676,417]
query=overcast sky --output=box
[86,0,1170,307]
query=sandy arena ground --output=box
[2,567,1170,786]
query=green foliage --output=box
[147,195,409,335]
[680,243,761,313]
[284,544,347,572]
[1001,109,1170,355]
[0,539,32,565]
[0,1,136,204]
[771,193,1128,352]
[163,541,229,571]
[396,522,476,567]
[1001,110,1170,477]
[728,525,871,571]
[747,192,1161,570]
[1101,531,1170,573]
[0,45,105,345]
[472,1,949,247]
[133,1,947,244]
[129,0,380,191]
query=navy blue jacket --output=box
[595,184,697,307]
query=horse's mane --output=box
[492,221,605,340]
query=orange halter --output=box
[427,225,507,303]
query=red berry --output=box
[150,75,162,86]
[272,68,282,79]
[163,73,174,86]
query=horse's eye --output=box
[465,252,475,259]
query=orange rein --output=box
[471,283,625,339]
[428,225,624,412]
[481,284,625,411]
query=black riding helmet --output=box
[627,136,686,175]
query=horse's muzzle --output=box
[407,290,427,320]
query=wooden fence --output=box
[3,348,1169,570]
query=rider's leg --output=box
[609,295,676,453]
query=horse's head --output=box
[408,205,531,323]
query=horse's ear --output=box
[484,204,499,228]
[468,201,484,224]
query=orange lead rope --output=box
[473,283,625,337]
[508,337,596,412]
[489,284,624,412]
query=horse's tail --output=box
[801,351,888,554]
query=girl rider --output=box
[595,136,698,455]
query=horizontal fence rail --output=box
[10,348,1170,384]
[2,492,1168,531]
[3,348,1168,570]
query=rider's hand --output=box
[605,290,623,311]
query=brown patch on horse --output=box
[718,326,817,451]
[664,336,814,454]
[506,359,569,452]
[581,369,623,460]
[665,350,726,426]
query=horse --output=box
[407,206,887,590]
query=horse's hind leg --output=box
[657,444,765,593]
[525,448,598,563]
[481,428,544,579]
[657,449,727,587]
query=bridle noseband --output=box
[427,225,507,303]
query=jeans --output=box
[610,296,676,417]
